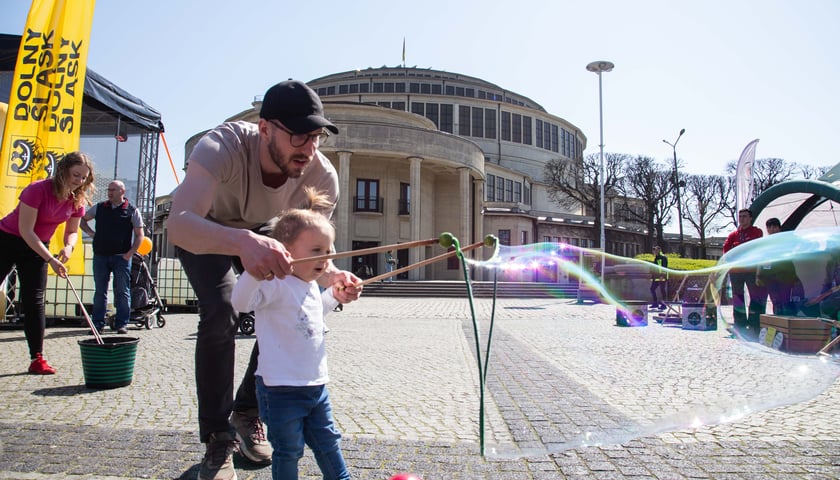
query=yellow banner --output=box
[0,0,96,274]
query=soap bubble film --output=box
[458,226,840,458]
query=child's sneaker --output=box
[28,353,56,375]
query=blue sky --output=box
[3,0,839,200]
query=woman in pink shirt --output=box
[0,152,95,374]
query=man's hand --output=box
[238,232,294,281]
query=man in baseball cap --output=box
[260,79,338,134]
[168,79,360,480]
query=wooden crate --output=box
[759,314,831,353]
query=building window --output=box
[484,109,496,139]
[432,84,442,95]
[514,182,521,203]
[339,84,349,94]
[410,83,420,93]
[355,179,381,212]
[505,179,513,202]
[496,177,504,201]
[391,101,405,111]
[399,183,410,214]
[359,83,369,93]
[535,119,543,148]
[426,103,439,128]
[522,116,532,145]
[543,122,551,151]
[471,107,484,138]
[512,114,521,143]
[501,111,511,141]
[486,174,495,201]
[551,124,559,152]
[440,104,454,133]
[349,84,359,94]
[411,102,424,116]
[524,184,531,205]
[521,230,528,245]
[373,82,384,93]
[498,229,511,246]
[459,105,471,136]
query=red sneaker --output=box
[28,353,56,375]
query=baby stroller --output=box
[109,253,165,330]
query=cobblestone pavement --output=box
[1,297,839,479]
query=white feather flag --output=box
[735,139,759,214]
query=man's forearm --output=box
[167,210,250,256]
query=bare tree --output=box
[682,174,731,258]
[614,155,674,249]
[800,163,833,179]
[543,152,624,248]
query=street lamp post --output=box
[586,60,614,279]
[663,128,686,257]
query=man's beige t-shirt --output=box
[188,121,339,229]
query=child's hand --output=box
[331,271,363,304]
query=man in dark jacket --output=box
[80,181,144,334]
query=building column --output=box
[472,177,485,278]
[335,151,352,272]
[459,167,472,246]
[409,156,423,280]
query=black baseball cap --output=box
[259,80,338,134]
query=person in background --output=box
[80,180,144,334]
[231,187,355,480]
[723,208,766,339]
[167,79,362,480]
[756,217,799,315]
[0,152,95,374]
[649,245,668,310]
[819,249,840,321]
[384,250,396,282]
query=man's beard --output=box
[268,136,308,179]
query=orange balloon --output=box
[137,236,153,256]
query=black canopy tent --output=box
[0,33,164,231]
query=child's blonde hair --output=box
[271,186,335,244]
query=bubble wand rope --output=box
[355,240,488,287]
[441,233,499,456]
[66,276,103,345]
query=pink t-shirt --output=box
[0,179,85,242]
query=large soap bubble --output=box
[456,227,840,458]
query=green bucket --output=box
[77,337,140,389]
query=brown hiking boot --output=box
[230,409,272,464]
[198,431,238,480]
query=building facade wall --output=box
[163,67,648,284]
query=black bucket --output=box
[77,337,140,389]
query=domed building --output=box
[165,66,647,282]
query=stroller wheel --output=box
[239,312,255,335]
[144,313,154,330]
[156,313,166,328]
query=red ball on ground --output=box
[390,474,422,480]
